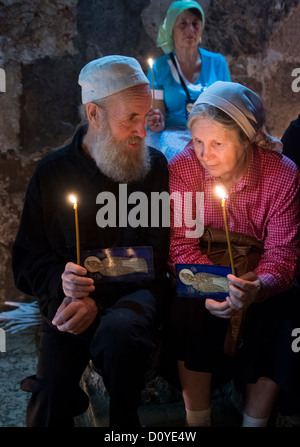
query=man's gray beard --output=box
[89,126,151,183]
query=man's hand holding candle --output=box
[61,262,95,298]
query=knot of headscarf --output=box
[191,81,283,152]
[157,0,205,54]
[254,130,283,152]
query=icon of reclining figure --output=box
[84,255,149,276]
[179,268,229,293]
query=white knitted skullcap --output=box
[78,55,149,104]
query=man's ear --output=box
[85,103,103,130]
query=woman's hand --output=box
[205,298,233,319]
[205,272,265,318]
[226,272,265,311]
[147,108,165,133]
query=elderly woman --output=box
[167,81,300,427]
[146,0,230,140]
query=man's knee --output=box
[90,304,155,363]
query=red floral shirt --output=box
[168,141,300,297]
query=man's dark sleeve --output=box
[146,150,170,281]
[281,114,300,168]
[12,169,66,319]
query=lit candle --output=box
[148,58,155,108]
[216,186,235,275]
[69,195,80,265]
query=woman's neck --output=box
[174,46,201,83]
[175,45,199,62]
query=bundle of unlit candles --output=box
[0,301,41,333]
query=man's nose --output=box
[133,122,146,139]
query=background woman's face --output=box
[173,10,203,51]
[190,118,248,182]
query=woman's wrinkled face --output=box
[173,10,203,51]
[190,118,248,182]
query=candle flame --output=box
[69,195,77,205]
[148,58,153,68]
[216,186,228,200]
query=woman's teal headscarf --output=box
[157,0,205,54]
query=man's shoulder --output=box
[29,139,79,189]
[37,145,70,168]
[36,132,80,174]
[148,146,168,168]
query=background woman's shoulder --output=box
[199,47,228,62]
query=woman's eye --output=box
[193,139,203,147]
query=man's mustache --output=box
[126,136,143,144]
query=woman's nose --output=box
[186,22,196,32]
[201,145,214,160]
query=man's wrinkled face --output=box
[89,84,153,183]
[105,84,152,146]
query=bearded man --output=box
[12,56,170,427]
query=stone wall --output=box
[0,0,299,303]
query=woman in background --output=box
[146,0,231,139]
